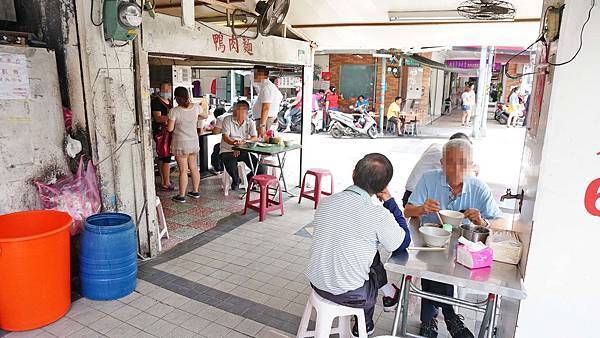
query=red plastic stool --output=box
[298,168,334,209]
[243,174,284,222]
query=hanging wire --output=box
[547,0,595,66]
[91,0,104,26]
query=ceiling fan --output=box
[457,0,516,20]
[255,0,291,36]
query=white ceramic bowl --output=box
[283,140,293,147]
[439,210,465,227]
[419,226,452,248]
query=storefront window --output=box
[340,64,375,100]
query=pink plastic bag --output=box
[34,157,101,235]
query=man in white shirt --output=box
[461,84,476,126]
[252,66,283,137]
[403,133,475,207]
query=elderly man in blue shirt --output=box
[404,139,503,338]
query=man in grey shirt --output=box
[219,100,265,190]
[306,153,411,336]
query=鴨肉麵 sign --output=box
[212,33,253,56]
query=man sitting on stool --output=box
[219,100,265,191]
[404,139,504,338]
[306,153,411,337]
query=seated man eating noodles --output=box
[306,153,411,337]
[404,139,504,338]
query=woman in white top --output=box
[167,87,208,202]
[461,84,476,126]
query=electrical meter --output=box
[103,0,143,41]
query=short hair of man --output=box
[449,132,472,144]
[213,107,226,118]
[253,65,268,76]
[235,100,250,110]
[353,153,394,195]
[318,89,325,94]
[394,96,402,102]
[443,139,472,162]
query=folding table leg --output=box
[478,294,497,338]
[392,275,411,337]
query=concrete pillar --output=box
[379,57,386,134]
[181,0,195,29]
[299,48,316,183]
[472,46,493,138]
[72,0,156,256]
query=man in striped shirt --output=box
[306,153,411,336]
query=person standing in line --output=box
[506,87,521,128]
[252,66,283,138]
[461,84,476,126]
[325,85,341,112]
[167,87,207,203]
[152,82,174,191]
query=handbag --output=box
[155,127,172,157]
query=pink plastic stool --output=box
[298,168,334,209]
[243,174,284,222]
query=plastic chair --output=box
[155,196,169,252]
[299,168,334,209]
[243,174,284,222]
[296,290,368,338]
[222,162,249,196]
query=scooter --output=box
[277,98,302,133]
[311,109,325,134]
[495,102,526,126]
[328,106,378,139]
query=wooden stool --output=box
[243,174,284,222]
[298,168,334,209]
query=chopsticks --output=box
[407,247,447,252]
[436,212,444,226]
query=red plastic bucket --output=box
[0,210,72,331]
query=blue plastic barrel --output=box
[80,213,137,300]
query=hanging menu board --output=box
[0,53,30,99]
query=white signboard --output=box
[0,53,29,99]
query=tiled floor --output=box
[1,200,488,338]
[156,174,247,252]
[1,114,518,337]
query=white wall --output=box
[0,47,69,213]
[516,1,600,337]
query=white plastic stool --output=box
[155,196,169,252]
[222,162,249,196]
[296,290,368,338]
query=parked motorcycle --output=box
[311,110,325,134]
[495,102,525,126]
[329,106,378,139]
[277,98,301,133]
[494,102,508,125]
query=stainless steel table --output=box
[385,219,526,338]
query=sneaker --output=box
[445,314,474,338]
[419,319,439,338]
[172,195,186,203]
[382,284,401,312]
[187,192,201,199]
[351,316,374,337]
[231,183,240,191]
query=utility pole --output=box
[472,46,494,138]
[373,51,392,134]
